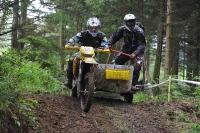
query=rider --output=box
[107,13,146,90]
[64,17,108,88]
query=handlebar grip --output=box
[65,44,79,50]
[96,48,110,53]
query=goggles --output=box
[89,26,99,31]
[126,21,135,27]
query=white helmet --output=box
[124,14,136,32]
[86,17,101,37]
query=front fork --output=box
[77,62,97,97]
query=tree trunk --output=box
[193,12,200,81]
[0,0,6,33]
[11,0,19,49]
[153,0,164,94]
[171,39,179,76]
[18,0,29,49]
[59,21,66,71]
[153,0,164,83]
[186,25,193,80]
[164,0,172,78]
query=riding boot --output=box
[64,59,73,88]
[131,63,141,91]
[64,70,73,88]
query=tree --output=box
[11,0,19,49]
[164,0,172,78]
[18,0,29,49]
[153,0,165,94]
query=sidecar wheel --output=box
[124,93,133,103]
[81,72,95,112]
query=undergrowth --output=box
[0,49,64,131]
[133,81,200,133]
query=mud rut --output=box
[25,93,179,133]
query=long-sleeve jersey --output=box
[67,30,107,48]
[108,25,146,55]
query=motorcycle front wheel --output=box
[81,72,95,112]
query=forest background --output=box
[0,0,200,132]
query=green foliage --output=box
[0,50,61,93]
[0,49,62,127]
[44,11,70,26]
[194,86,200,117]
[154,92,168,101]
[15,60,61,93]
[176,112,193,123]
[191,122,200,133]
[194,86,200,97]
[18,35,63,77]
[11,98,39,128]
[17,98,39,128]
[133,91,151,102]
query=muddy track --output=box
[25,93,176,133]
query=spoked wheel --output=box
[81,72,95,112]
[123,93,133,103]
[69,79,77,97]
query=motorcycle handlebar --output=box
[65,44,79,50]
[65,44,110,53]
[109,49,131,57]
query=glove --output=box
[66,41,73,46]
[103,44,109,49]
[67,38,75,46]
[130,53,136,59]
[107,43,112,49]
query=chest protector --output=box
[121,28,137,53]
[81,31,103,48]
[123,29,137,47]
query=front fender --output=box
[83,58,98,64]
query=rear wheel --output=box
[81,72,95,112]
[123,93,133,103]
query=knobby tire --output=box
[81,72,95,112]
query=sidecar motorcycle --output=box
[65,44,141,112]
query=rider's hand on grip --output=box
[130,53,136,59]
[108,44,112,50]
[103,44,109,49]
[67,42,74,46]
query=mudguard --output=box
[83,58,98,64]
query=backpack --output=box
[136,22,145,33]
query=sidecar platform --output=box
[94,64,134,94]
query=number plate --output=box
[105,68,130,80]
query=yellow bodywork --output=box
[65,44,110,73]
[65,44,79,50]
[105,68,130,80]
[79,46,97,64]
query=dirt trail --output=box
[27,93,176,133]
